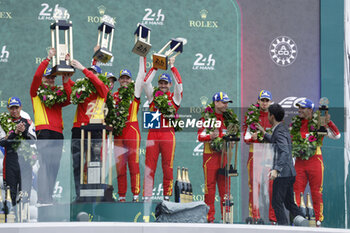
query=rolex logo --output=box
[0,11,12,19]
[98,5,106,15]
[200,96,208,107]
[200,9,208,19]
[189,9,218,28]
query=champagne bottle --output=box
[174,167,183,203]
[185,168,193,202]
[289,192,297,224]
[0,188,4,214]
[306,193,315,220]
[180,167,187,203]
[5,187,13,214]
[299,192,307,217]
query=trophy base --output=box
[223,135,240,142]
[77,183,114,203]
[51,64,75,76]
[317,126,328,136]
[132,40,152,57]
[218,165,238,177]
[153,53,168,70]
[222,203,234,224]
[93,48,113,63]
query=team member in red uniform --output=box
[198,92,233,223]
[292,99,340,227]
[30,48,73,205]
[243,90,276,224]
[70,60,109,198]
[113,56,146,202]
[106,72,117,91]
[142,57,183,201]
[1,97,36,206]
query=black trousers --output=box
[71,127,102,198]
[36,129,64,204]
[272,176,304,225]
[4,156,20,206]
[4,155,32,206]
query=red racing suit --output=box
[113,57,146,198]
[243,110,276,222]
[30,57,73,204]
[293,119,340,222]
[70,68,109,197]
[198,113,230,223]
[30,58,73,133]
[142,66,182,198]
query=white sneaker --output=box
[163,196,170,201]
[132,195,139,202]
[316,220,322,227]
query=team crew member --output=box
[198,92,233,223]
[70,60,109,198]
[106,72,117,91]
[243,90,276,224]
[113,56,146,202]
[292,99,340,227]
[256,104,308,226]
[1,97,36,206]
[30,48,73,205]
[142,57,183,201]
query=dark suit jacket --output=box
[264,123,296,178]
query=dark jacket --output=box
[264,123,296,178]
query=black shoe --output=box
[256,218,265,225]
[245,217,254,224]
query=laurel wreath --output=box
[289,112,323,160]
[153,88,182,132]
[70,77,97,105]
[245,103,272,142]
[201,103,240,152]
[105,82,135,136]
[37,84,67,108]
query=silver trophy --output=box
[50,7,74,75]
[132,23,151,57]
[93,15,115,63]
[153,38,184,70]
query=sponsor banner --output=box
[238,0,320,223]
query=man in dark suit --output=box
[256,103,308,226]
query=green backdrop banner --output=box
[0,0,241,223]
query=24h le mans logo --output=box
[269,36,297,66]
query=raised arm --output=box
[134,56,147,99]
[169,57,183,106]
[143,67,157,102]
[30,48,55,97]
[71,59,109,99]
[91,45,102,67]
[61,73,74,107]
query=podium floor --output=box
[37,201,161,222]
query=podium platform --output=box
[37,201,161,222]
